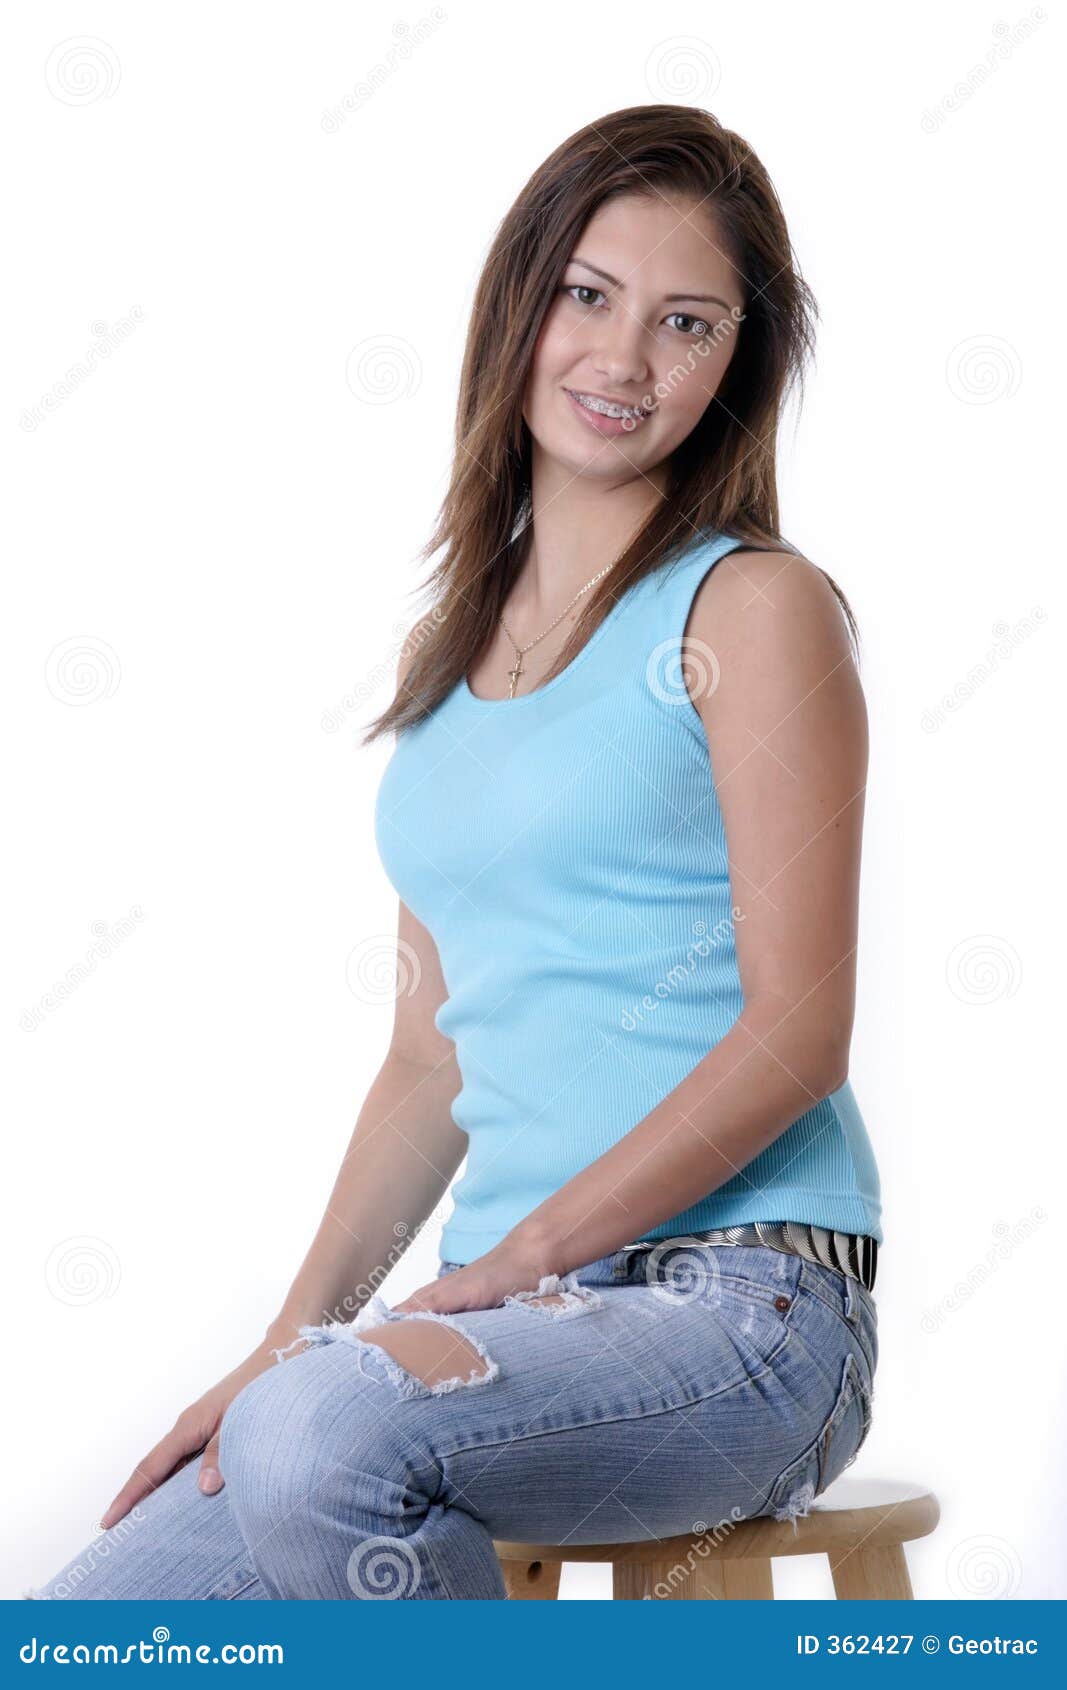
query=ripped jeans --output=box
[29,1242,877,1601]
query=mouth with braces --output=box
[564,387,654,425]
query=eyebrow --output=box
[569,255,732,311]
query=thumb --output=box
[198,1435,223,1496]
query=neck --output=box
[515,443,667,614]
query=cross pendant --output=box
[507,654,524,699]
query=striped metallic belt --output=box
[619,1221,878,1293]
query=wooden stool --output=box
[495,1479,939,1600]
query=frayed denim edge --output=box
[274,1292,501,1399]
[503,1271,603,1319]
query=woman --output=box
[32,103,880,1602]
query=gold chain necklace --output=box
[498,562,616,699]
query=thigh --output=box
[29,1459,265,1601]
[293,1266,864,1548]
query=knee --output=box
[219,1355,356,1531]
[217,1346,425,1535]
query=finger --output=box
[99,1428,196,1529]
[198,1435,224,1496]
[392,1285,442,1315]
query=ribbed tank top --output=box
[374,528,883,1265]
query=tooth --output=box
[576,392,643,420]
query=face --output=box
[522,191,747,487]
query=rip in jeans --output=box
[272,1271,602,1399]
[275,1293,501,1399]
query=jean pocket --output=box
[763,1349,874,1516]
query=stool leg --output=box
[830,1544,914,1600]
[501,1557,562,1600]
[614,1557,773,1600]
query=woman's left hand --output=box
[392,1236,554,1317]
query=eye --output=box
[563,284,604,308]
[666,312,712,338]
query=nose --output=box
[591,306,650,391]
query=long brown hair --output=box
[362,103,857,746]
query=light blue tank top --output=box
[375,529,883,1264]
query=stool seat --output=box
[494,1478,940,1600]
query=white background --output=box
[4,0,1063,1601]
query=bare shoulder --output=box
[687,546,856,671]
[685,546,865,743]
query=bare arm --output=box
[509,548,867,1274]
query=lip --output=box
[563,387,653,438]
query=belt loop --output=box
[842,1270,860,1324]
